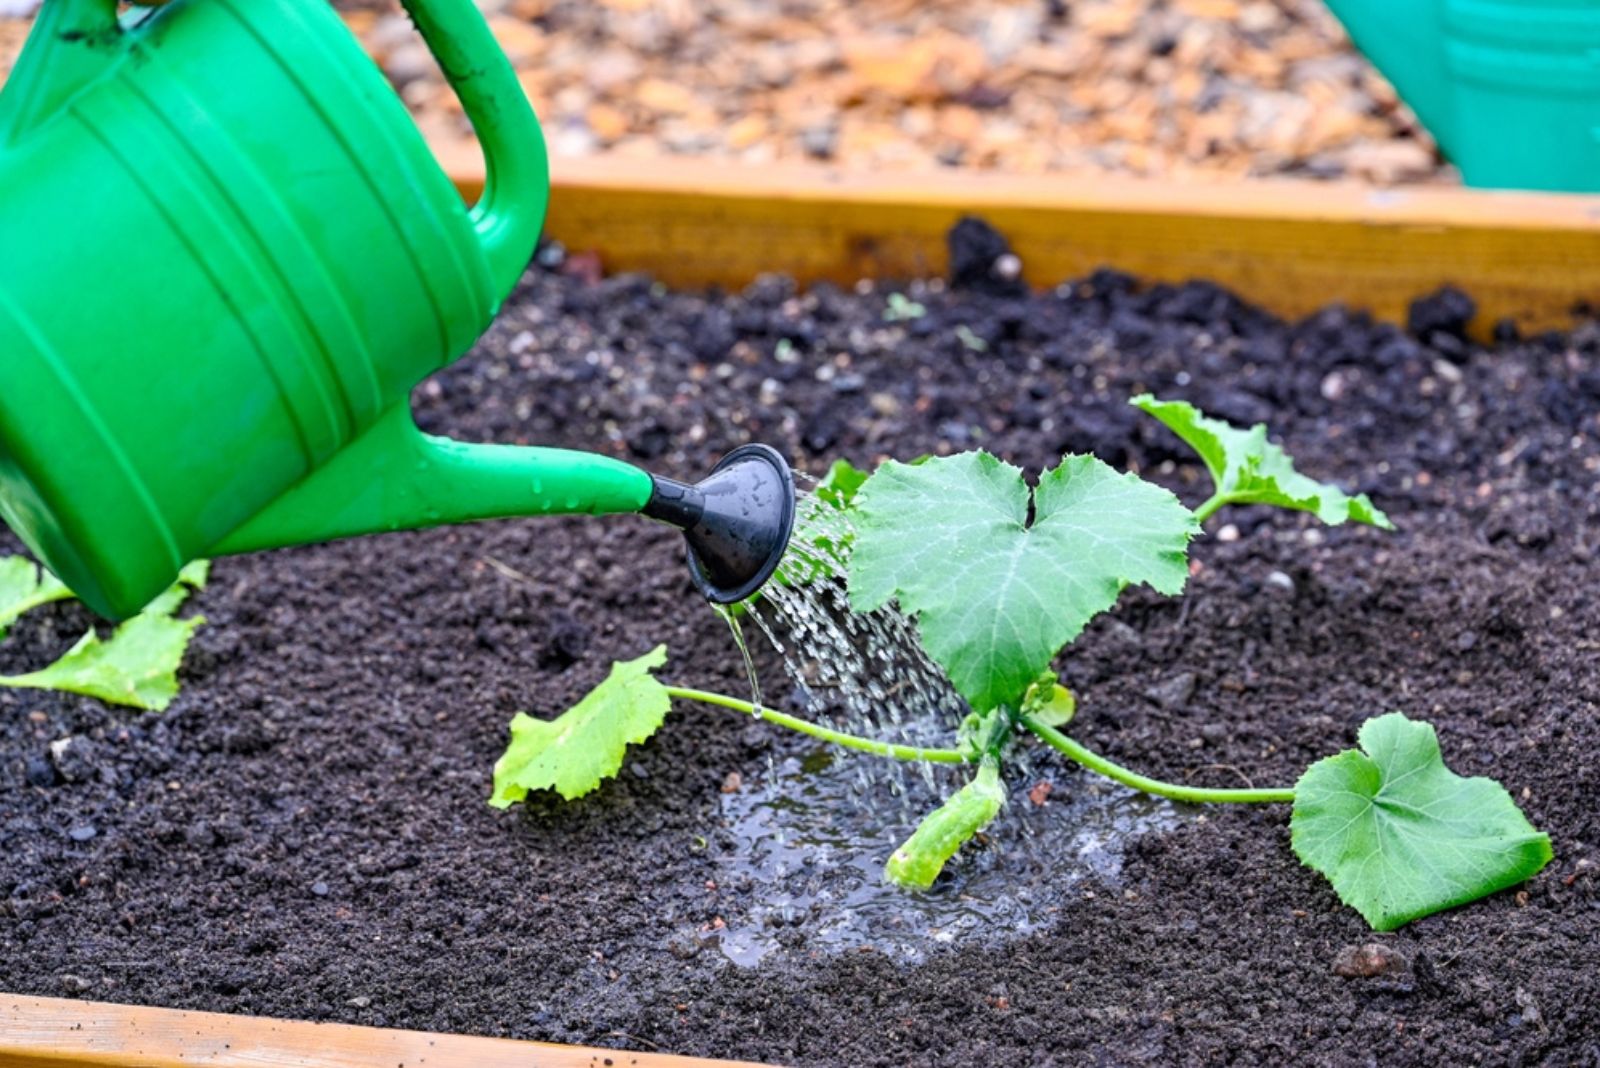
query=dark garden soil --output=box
[4,226,1600,1067]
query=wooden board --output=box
[0,994,773,1068]
[442,147,1600,335]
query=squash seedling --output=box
[493,398,1551,932]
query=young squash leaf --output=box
[850,452,1198,713]
[816,456,870,507]
[1022,673,1076,728]
[4,615,201,711]
[955,707,1002,760]
[491,645,672,807]
[0,557,71,640]
[886,760,1006,889]
[1131,395,1392,528]
[0,561,210,712]
[1291,712,1552,931]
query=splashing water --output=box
[698,485,1183,966]
[755,478,957,749]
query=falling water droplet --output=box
[714,604,764,717]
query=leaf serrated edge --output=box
[490,644,671,807]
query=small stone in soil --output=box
[49,736,99,783]
[720,771,743,794]
[311,881,330,897]
[534,240,565,269]
[59,974,92,994]
[23,755,57,788]
[66,825,97,842]
[1331,942,1409,978]
[1265,570,1295,594]
[346,996,372,1009]
[1027,781,1053,806]
[1146,673,1197,710]
[1514,987,1544,1030]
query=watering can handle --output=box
[398,0,550,302]
[2,0,547,301]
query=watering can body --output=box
[0,0,666,618]
[1325,0,1600,192]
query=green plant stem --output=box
[1021,715,1295,804]
[664,686,969,764]
[984,706,1017,762]
[1192,492,1234,524]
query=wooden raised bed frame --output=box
[6,153,1600,1067]
[0,994,768,1067]
[450,151,1600,336]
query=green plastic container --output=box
[0,0,667,619]
[1326,0,1600,192]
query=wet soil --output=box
[4,233,1600,1066]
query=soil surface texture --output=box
[3,229,1599,1066]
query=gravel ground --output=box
[0,0,1447,184]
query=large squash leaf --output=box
[1292,713,1552,930]
[849,452,1197,713]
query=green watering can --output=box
[0,0,795,619]
[1325,0,1600,192]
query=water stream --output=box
[713,604,764,717]
[698,486,1183,967]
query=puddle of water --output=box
[694,487,1184,967]
[709,747,1181,967]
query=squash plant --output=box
[493,398,1551,932]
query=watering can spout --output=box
[641,445,797,605]
[211,406,796,606]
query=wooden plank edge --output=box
[441,147,1600,336]
[0,994,776,1068]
